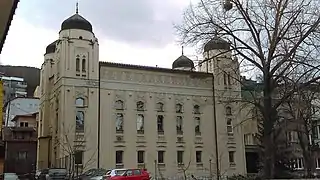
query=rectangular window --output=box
[228,151,235,164]
[293,158,304,170]
[74,151,83,164]
[196,151,202,163]
[82,59,86,72]
[17,151,27,160]
[227,119,233,135]
[158,151,165,164]
[227,73,231,85]
[244,133,254,145]
[287,131,298,142]
[116,151,123,164]
[177,151,184,164]
[316,158,320,169]
[115,113,124,133]
[157,115,164,134]
[176,116,183,134]
[195,117,201,135]
[315,125,320,139]
[19,122,29,127]
[136,114,144,134]
[76,111,85,132]
[137,151,145,164]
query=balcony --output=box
[3,127,37,142]
[244,133,259,152]
[14,82,27,88]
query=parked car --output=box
[3,173,19,180]
[104,169,150,180]
[36,168,49,180]
[76,168,109,180]
[45,168,68,180]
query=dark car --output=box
[46,168,68,180]
[36,169,49,180]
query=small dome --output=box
[204,37,230,52]
[172,55,195,69]
[45,40,58,54]
[61,14,92,32]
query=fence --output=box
[36,156,83,178]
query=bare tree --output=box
[55,122,97,178]
[179,151,192,180]
[282,85,320,177]
[176,0,320,178]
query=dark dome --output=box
[204,37,230,52]
[172,55,195,69]
[61,14,92,32]
[45,40,58,54]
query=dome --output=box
[61,14,93,32]
[204,37,230,52]
[172,55,195,70]
[45,40,58,54]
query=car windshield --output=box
[41,169,49,174]
[115,170,127,176]
[95,169,108,176]
[48,168,67,175]
[84,169,96,176]
[4,173,18,178]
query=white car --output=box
[4,173,19,180]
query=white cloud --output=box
[0,16,201,69]
[98,33,198,69]
[0,16,57,67]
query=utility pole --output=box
[154,160,157,180]
[209,159,212,180]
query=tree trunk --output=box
[262,73,276,179]
[304,147,315,178]
[262,133,275,178]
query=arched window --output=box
[176,103,183,113]
[193,105,200,114]
[75,98,85,107]
[227,73,231,85]
[156,102,164,112]
[82,57,86,72]
[223,73,227,85]
[76,56,80,72]
[226,106,232,116]
[115,100,124,110]
[136,101,144,111]
[227,119,233,134]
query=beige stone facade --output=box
[37,12,246,178]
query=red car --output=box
[104,169,150,180]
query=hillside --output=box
[0,65,40,97]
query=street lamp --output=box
[223,0,233,11]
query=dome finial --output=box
[76,0,79,14]
[181,46,184,55]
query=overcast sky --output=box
[0,0,202,69]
